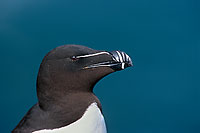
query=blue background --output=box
[1,0,200,133]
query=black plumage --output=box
[12,45,132,133]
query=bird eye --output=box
[70,56,78,61]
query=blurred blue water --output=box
[0,0,200,132]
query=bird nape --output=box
[12,45,133,133]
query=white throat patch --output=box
[33,103,107,133]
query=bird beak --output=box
[82,51,133,71]
[108,51,133,71]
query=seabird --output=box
[12,45,132,133]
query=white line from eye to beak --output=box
[76,52,110,59]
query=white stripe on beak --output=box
[116,51,123,62]
[121,63,125,69]
[125,54,130,62]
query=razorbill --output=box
[12,45,132,133]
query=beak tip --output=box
[129,60,133,67]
